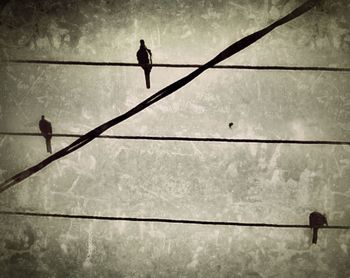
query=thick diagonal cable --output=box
[0,0,321,193]
[1,210,350,230]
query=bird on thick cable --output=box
[137,39,152,89]
[39,115,53,154]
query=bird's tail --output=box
[142,65,151,89]
[46,138,52,154]
[145,72,150,89]
[312,228,318,244]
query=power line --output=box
[0,132,349,146]
[0,0,322,193]
[3,59,350,72]
[1,210,349,229]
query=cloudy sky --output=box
[0,0,349,277]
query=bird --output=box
[229,122,234,128]
[137,39,152,89]
[39,115,53,154]
[309,211,328,244]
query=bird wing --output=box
[136,49,143,63]
[48,122,52,134]
[39,120,45,133]
[137,48,150,64]
[39,119,52,134]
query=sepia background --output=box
[0,0,349,277]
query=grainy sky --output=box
[0,0,349,277]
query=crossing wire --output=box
[0,0,323,193]
[0,210,349,229]
[3,59,350,72]
[0,132,349,146]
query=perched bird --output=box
[137,39,152,89]
[309,211,328,244]
[39,115,53,154]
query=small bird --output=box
[39,115,53,154]
[229,122,234,128]
[137,39,152,89]
[309,211,328,244]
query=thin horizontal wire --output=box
[3,59,350,72]
[0,132,349,145]
[0,210,349,229]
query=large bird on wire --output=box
[39,115,53,154]
[137,39,152,89]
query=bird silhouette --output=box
[39,115,52,154]
[137,39,152,89]
[309,211,328,244]
[229,122,234,128]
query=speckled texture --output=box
[0,0,349,277]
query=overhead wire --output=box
[2,59,350,72]
[1,210,349,229]
[0,132,349,146]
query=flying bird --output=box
[39,115,53,154]
[137,39,152,89]
[309,211,328,244]
[229,122,234,128]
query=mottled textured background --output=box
[0,0,350,277]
